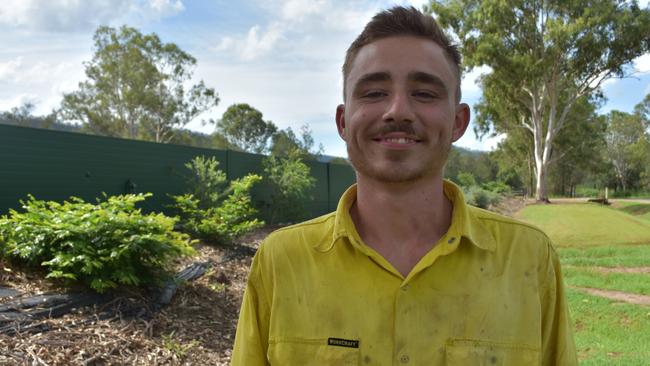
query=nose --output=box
[382,91,415,123]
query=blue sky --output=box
[1,0,648,158]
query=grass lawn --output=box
[559,244,650,267]
[516,203,650,247]
[611,201,650,222]
[568,289,650,365]
[563,266,650,295]
[516,202,650,364]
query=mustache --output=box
[377,122,417,136]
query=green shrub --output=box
[171,156,263,245]
[263,148,316,224]
[0,193,195,293]
[183,156,228,209]
[464,186,501,209]
[457,172,477,188]
[481,181,512,195]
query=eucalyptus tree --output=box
[605,109,649,191]
[217,103,277,154]
[428,0,650,201]
[61,26,219,142]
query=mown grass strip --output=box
[563,266,650,296]
[517,203,650,247]
[558,244,650,267]
[611,201,650,222]
[568,288,650,366]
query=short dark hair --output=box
[342,6,462,102]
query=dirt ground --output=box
[0,227,275,366]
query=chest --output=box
[266,251,543,365]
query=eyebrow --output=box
[352,72,391,94]
[351,71,449,95]
[408,72,449,94]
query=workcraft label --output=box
[327,338,359,348]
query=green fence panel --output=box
[0,124,357,222]
[328,162,357,211]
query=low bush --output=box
[464,185,501,209]
[481,181,512,195]
[262,148,316,224]
[0,193,195,293]
[170,156,264,245]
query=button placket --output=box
[395,282,413,366]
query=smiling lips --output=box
[373,133,420,148]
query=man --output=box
[232,6,577,365]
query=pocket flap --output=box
[446,338,540,365]
[268,338,359,365]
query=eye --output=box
[361,90,388,99]
[412,90,438,100]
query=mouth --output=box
[373,133,421,148]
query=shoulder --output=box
[470,205,549,238]
[257,212,338,258]
[468,205,555,254]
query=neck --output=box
[351,174,453,251]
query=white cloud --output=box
[147,0,184,18]
[634,53,650,74]
[281,0,327,21]
[216,23,285,61]
[0,57,23,83]
[0,0,184,32]
[241,23,285,61]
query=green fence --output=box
[0,124,356,222]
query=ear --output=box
[335,104,347,141]
[451,103,470,142]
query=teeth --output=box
[385,137,412,144]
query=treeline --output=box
[3,20,649,200]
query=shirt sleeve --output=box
[540,244,578,366]
[231,251,271,366]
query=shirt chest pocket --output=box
[268,338,359,366]
[445,339,540,366]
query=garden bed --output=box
[0,227,275,365]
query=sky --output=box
[1,0,649,158]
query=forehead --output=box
[346,36,457,94]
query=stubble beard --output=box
[346,138,452,184]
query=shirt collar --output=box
[324,180,496,252]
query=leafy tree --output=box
[429,0,650,201]
[547,97,608,196]
[605,110,649,191]
[263,148,316,224]
[1,102,57,129]
[217,103,277,154]
[270,124,325,158]
[60,25,219,143]
[445,147,498,185]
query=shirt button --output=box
[447,237,456,244]
[401,284,409,291]
[400,355,410,363]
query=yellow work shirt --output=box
[231,181,577,365]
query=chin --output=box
[350,158,441,184]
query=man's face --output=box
[336,36,469,184]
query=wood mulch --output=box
[0,227,276,366]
